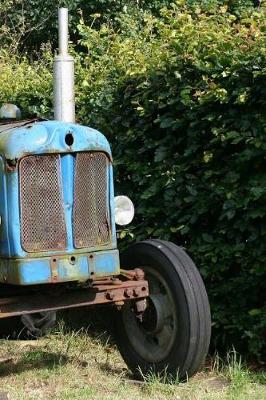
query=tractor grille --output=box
[19,155,67,252]
[73,152,110,248]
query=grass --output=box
[0,316,265,400]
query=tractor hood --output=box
[0,120,112,161]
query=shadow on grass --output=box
[59,306,134,378]
[0,350,69,377]
[58,305,117,345]
[0,306,115,342]
[97,360,131,377]
[0,306,125,378]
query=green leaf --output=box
[248,309,261,317]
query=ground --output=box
[0,312,265,400]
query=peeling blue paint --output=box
[93,250,120,276]
[0,120,112,160]
[0,249,120,285]
[0,120,120,285]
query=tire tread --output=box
[116,239,211,379]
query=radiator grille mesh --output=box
[20,155,67,252]
[73,152,110,248]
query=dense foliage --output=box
[0,1,265,359]
[0,0,261,50]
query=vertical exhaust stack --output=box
[53,8,75,123]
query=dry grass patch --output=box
[0,323,264,400]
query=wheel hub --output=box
[141,294,166,334]
[122,266,178,363]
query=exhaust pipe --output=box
[53,8,75,123]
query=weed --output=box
[0,332,264,400]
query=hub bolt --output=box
[124,288,133,298]
[106,291,115,300]
[133,288,141,297]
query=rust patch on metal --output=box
[50,258,58,282]
[0,271,149,318]
[19,154,67,252]
[73,152,111,249]
[120,268,145,281]
[0,118,42,129]
[5,158,17,172]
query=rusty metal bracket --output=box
[120,268,145,281]
[0,272,149,319]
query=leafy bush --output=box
[0,0,261,50]
[0,2,265,359]
[76,3,266,359]
[0,50,52,116]
[0,0,173,51]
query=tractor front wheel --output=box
[115,239,211,380]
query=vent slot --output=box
[73,152,110,248]
[20,155,67,252]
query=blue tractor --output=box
[0,8,211,379]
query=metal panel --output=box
[0,120,115,261]
[0,119,40,134]
[73,152,110,248]
[0,249,120,285]
[0,274,149,319]
[19,155,67,252]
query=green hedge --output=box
[0,50,52,116]
[0,2,265,359]
[77,3,266,359]
[0,0,260,51]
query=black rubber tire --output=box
[115,239,211,379]
[0,311,56,339]
[21,311,57,337]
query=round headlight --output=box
[114,195,134,226]
[0,103,21,120]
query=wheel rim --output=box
[122,266,177,363]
